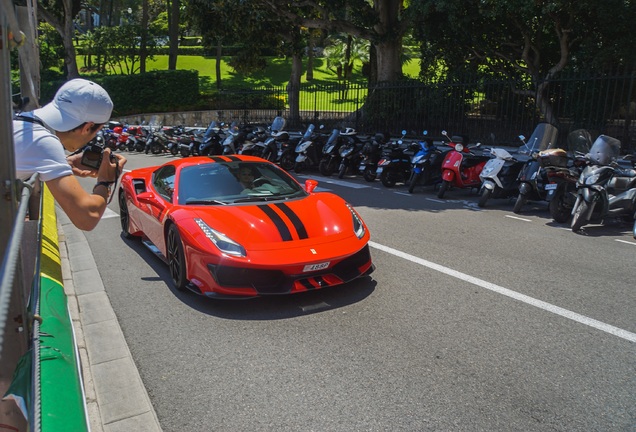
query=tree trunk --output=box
[215,39,222,90]
[306,31,314,81]
[374,38,402,82]
[38,3,80,80]
[287,53,302,128]
[167,0,180,70]
[140,0,149,73]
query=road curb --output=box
[57,211,163,432]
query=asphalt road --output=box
[82,152,636,432]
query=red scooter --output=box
[437,131,489,199]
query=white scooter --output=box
[478,147,526,208]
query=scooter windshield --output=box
[566,129,592,154]
[325,129,340,146]
[203,121,219,139]
[587,135,621,165]
[271,116,286,133]
[302,124,315,140]
[524,123,559,152]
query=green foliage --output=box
[99,70,200,115]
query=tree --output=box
[411,0,636,124]
[260,0,412,83]
[37,0,82,79]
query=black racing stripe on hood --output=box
[226,155,241,161]
[258,205,293,241]
[208,156,225,162]
[275,203,308,239]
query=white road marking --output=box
[369,240,636,343]
[426,198,445,203]
[505,215,532,222]
[615,239,636,246]
[101,208,120,219]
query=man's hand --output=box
[67,152,97,177]
[97,148,127,183]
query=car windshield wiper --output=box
[232,195,278,203]
[185,199,227,205]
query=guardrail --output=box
[1,179,89,431]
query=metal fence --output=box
[119,69,636,152]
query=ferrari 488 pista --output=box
[118,155,374,298]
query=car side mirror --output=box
[305,179,318,193]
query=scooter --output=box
[437,131,489,199]
[358,132,389,182]
[378,131,420,188]
[198,121,224,156]
[512,122,560,213]
[319,129,343,176]
[408,133,452,193]
[543,129,592,223]
[477,146,526,207]
[294,124,326,174]
[337,128,366,179]
[570,135,636,232]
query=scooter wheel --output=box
[513,193,527,214]
[381,170,397,188]
[408,173,421,193]
[437,180,450,199]
[319,159,334,176]
[570,200,590,232]
[293,162,304,174]
[549,188,572,223]
[338,164,346,179]
[280,153,295,171]
[478,187,492,208]
[363,168,377,183]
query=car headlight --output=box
[346,204,366,239]
[195,218,246,257]
[585,174,600,185]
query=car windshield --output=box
[177,161,306,205]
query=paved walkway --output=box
[57,211,163,432]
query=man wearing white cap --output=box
[13,78,127,231]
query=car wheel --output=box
[167,224,188,291]
[119,191,134,239]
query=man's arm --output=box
[46,174,110,231]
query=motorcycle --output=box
[358,132,389,182]
[221,122,250,155]
[477,146,526,208]
[319,129,344,176]
[437,131,489,199]
[408,132,452,193]
[570,135,636,232]
[378,131,420,188]
[198,121,225,156]
[243,117,284,159]
[543,129,592,223]
[294,124,326,174]
[512,122,560,213]
[337,128,366,179]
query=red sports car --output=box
[118,155,374,298]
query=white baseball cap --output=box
[33,78,113,132]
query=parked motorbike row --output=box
[105,118,636,238]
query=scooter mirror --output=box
[423,130,428,136]
[442,130,447,135]
[401,130,407,136]
[518,135,525,141]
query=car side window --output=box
[153,165,176,202]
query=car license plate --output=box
[303,262,330,272]
[545,183,557,190]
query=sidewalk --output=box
[57,211,163,432]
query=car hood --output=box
[174,193,358,250]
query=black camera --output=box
[80,134,113,170]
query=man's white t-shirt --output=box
[13,116,73,182]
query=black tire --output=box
[380,169,397,188]
[180,149,190,157]
[549,188,572,223]
[570,200,590,232]
[408,172,422,193]
[166,224,188,291]
[119,191,134,239]
[437,180,450,199]
[363,167,377,182]
[338,163,346,179]
[632,219,636,240]
[319,158,335,176]
[151,143,162,155]
[279,152,296,171]
[293,162,304,174]
[513,192,527,214]
[478,187,492,208]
